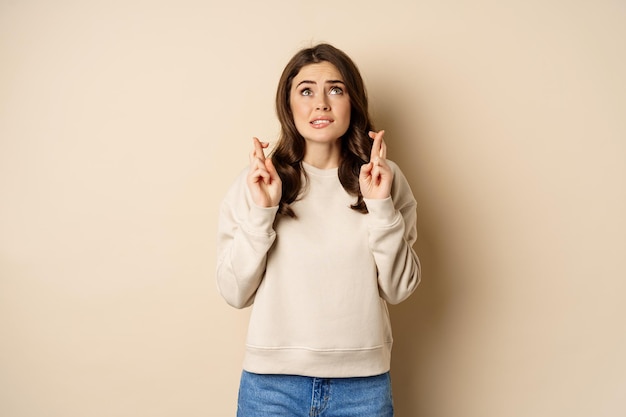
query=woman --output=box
[217,43,421,417]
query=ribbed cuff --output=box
[245,204,279,234]
[363,197,398,227]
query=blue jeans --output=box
[237,370,394,417]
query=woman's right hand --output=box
[247,137,282,207]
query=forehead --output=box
[292,61,343,83]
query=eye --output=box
[329,86,344,95]
[300,88,313,96]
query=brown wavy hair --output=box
[272,43,374,217]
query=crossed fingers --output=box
[249,137,270,183]
[369,130,387,164]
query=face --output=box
[289,61,351,147]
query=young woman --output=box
[216,43,421,417]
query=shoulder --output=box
[221,166,252,210]
[387,159,417,209]
[386,159,402,175]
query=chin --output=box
[306,134,342,144]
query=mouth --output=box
[310,118,334,128]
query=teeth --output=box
[312,120,330,125]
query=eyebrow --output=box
[295,79,345,88]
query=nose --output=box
[316,96,330,111]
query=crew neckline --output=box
[302,161,339,178]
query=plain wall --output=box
[1,1,625,416]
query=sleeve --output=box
[363,161,421,305]
[216,169,279,309]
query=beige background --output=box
[1,1,625,416]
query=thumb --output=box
[360,162,373,179]
[265,158,280,182]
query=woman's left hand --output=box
[359,130,393,199]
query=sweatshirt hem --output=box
[242,342,392,378]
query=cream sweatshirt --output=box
[216,160,420,378]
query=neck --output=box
[303,142,341,169]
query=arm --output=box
[216,138,281,308]
[364,163,421,304]
[360,131,421,304]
